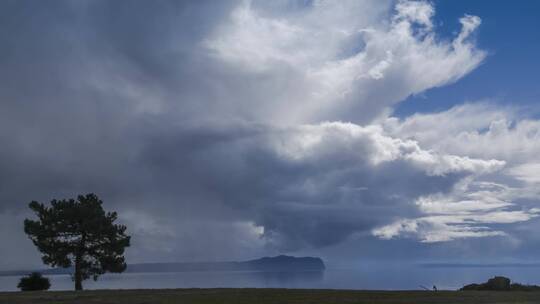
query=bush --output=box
[460,276,540,291]
[17,272,50,291]
[485,276,511,290]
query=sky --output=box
[1,0,540,271]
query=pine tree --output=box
[24,193,130,290]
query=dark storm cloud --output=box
[0,0,236,209]
[0,0,238,266]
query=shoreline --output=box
[2,288,540,304]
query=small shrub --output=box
[461,283,481,291]
[17,272,50,291]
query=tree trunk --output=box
[74,231,87,291]
[74,252,83,291]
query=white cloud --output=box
[204,0,486,124]
[376,103,540,242]
[270,121,503,177]
[373,184,539,243]
[373,218,507,243]
[383,103,540,164]
[508,163,540,184]
[394,0,434,29]
[455,15,482,47]
[374,211,536,243]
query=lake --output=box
[2,263,540,292]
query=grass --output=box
[2,288,540,304]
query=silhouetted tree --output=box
[17,272,50,291]
[24,194,130,290]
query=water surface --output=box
[2,263,540,292]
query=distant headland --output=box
[125,255,325,273]
[0,255,325,277]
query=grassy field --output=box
[1,288,540,304]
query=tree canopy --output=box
[24,193,130,290]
